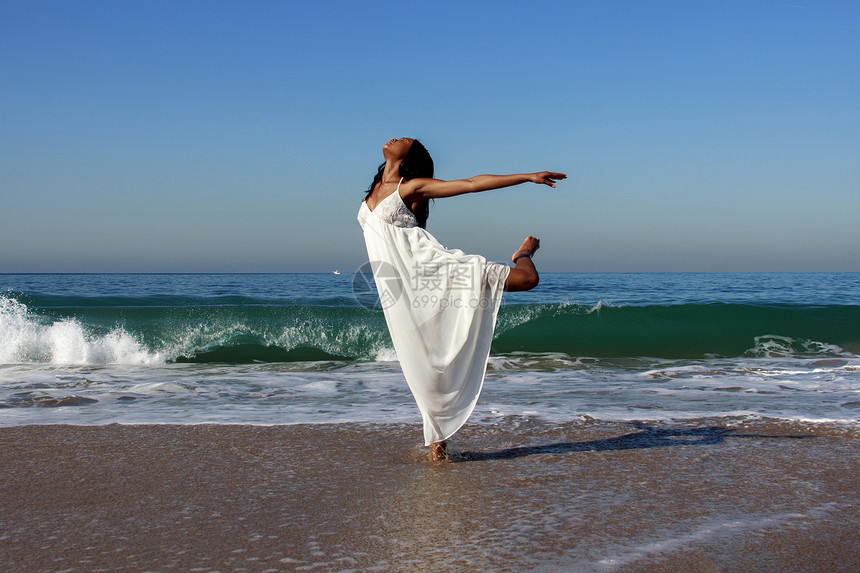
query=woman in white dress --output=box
[358,137,565,460]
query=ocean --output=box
[1,272,859,429]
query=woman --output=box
[357,137,565,460]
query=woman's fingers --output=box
[536,171,567,187]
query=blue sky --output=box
[2,0,858,272]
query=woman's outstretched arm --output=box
[402,171,566,201]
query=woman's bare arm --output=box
[402,172,566,201]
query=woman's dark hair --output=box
[364,139,434,229]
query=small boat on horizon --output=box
[332,270,342,275]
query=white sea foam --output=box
[0,295,162,365]
[1,356,859,426]
[129,381,197,394]
[746,334,845,357]
[373,347,398,362]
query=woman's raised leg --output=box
[505,236,541,292]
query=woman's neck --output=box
[382,161,402,184]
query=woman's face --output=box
[383,137,413,161]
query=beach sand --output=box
[1,419,858,572]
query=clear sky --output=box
[2,0,858,273]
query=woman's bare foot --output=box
[512,236,540,264]
[429,440,448,461]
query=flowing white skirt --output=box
[359,201,509,445]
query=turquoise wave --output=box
[2,292,858,364]
[494,302,859,358]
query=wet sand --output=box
[1,419,858,572]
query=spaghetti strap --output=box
[395,177,404,193]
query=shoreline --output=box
[2,419,858,571]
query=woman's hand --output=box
[530,172,567,188]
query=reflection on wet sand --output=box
[1,419,857,571]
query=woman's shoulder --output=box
[398,177,437,198]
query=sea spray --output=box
[1,295,160,365]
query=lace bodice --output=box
[359,178,417,228]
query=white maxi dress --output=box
[357,179,510,445]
